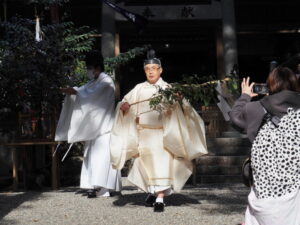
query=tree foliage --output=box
[0,17,96,112]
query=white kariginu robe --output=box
[55,73,121,191]
[110,78,207,193]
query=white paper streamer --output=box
[61,143,74,162]
[35,17,42,42]
[52,143,61,157]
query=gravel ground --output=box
[0,184,249,225]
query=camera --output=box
[253,83,268,95]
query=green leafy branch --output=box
[104,45,150,76]
[149,74,240,110]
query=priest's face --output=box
[144,64,163,84]
[86,65,100,80]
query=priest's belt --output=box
[136,124,163,130]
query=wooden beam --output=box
[123,0,212,6]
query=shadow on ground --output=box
[193,191,248,214]
[112,192,200,207]
[0,191,41,220]
[113,184,249,215]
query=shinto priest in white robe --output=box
[55,72,121,191]
[110,78,207,194]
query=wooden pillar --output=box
[192,160,197,186]
[12,147,18,191]
[114,33,121,101]
[221,0,238,75]
[50,4,59,24]
[101,0,116,58]
[3,0,7,22]
[51,4,60,189]
[216,26,225,79]
[114,33,120,57]
[51,144,59,189]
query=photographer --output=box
[230,67,300,143]
[229,67,300,225]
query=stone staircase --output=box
[195,131,251,184]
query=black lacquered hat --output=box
[144,49,161,67]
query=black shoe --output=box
[145,194,156,207]
[153,202,165,212]
[75,189,87,195]
[87,189,97,198]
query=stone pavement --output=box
[0,184,249,225]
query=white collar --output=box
[146,77,163,86]
[96,72,107,81]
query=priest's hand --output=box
[120,102,130,113]
[60,87,77,95]
[175,92,183,100]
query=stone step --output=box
[197,175,243,184]
[197,165,242,176]
[227,126,240,132]
[207,146,250,156]
[196,155,248,166]
[221,131,248,138]
[206,137,251,148]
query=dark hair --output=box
[85,51,104,71]
[267,67,300,94]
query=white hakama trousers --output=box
[128,128,173,195]
[80,133,121,191]
[127,126,194,194]
[245,188,300,225]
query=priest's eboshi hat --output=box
[144,49,162,67]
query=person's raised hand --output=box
[241,77,258,98]
[120,102,130,113]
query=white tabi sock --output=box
[97,188,110,197]
[155,197,164,203]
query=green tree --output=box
[0,17,96,112]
